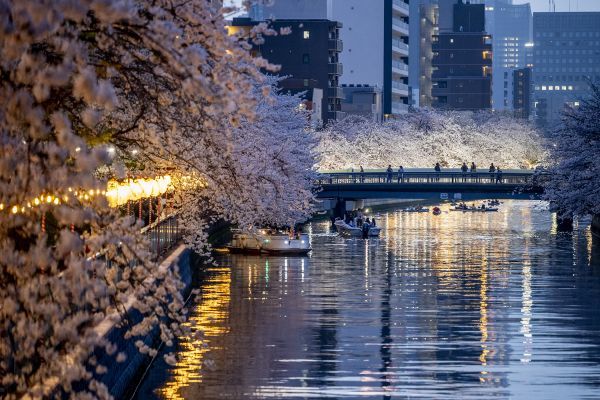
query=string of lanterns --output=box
[1,176,175,214]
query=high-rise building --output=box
[532,12,600,127]
[230,18,344,126]
[409,0,438,108]
[431,0,492,110]
[513,67,532,118]
[484,1,532,111]
[250,0,410,117]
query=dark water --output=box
[134,201,600,400]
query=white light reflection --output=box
[520,258,533,363]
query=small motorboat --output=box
[334,219,381,238]
[227,229,311,255]
[432,206,442,215]
[404,206,429,213]
[451,204,498,212]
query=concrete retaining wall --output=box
[94,245,194,399]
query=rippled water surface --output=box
[135,201,600,399]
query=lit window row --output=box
[536,85,574,91]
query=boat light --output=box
[284,240,289,245]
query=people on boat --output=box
[371,217,377,227]
[386,165,393,183]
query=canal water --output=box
[134,200,600,399]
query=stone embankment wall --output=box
[95,245,194,399]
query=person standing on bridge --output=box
[461,162,468,182]
[470,162,477,183]
[360,166,365,183]
[489,163,496,182]
[397,166,405,183]
[386,165,393,183]
[496,168,503,184]
[434,163,441,182]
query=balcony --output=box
[392,39,409,56]
[392,17,409,35]
[328,87,344,99]
[392,0,410,16]
[328,63,343,75]
[391,60,409,76]
[328,39,343,52]
[391,80,409,96]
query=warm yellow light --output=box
[34,198,40,206]
[46,195,52,203]
[11,205,18,214]
[105,176,173,207]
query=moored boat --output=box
[227,229,311,255]
[403,206,429,213]
[334,219,381,238]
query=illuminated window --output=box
[303,31,310,39]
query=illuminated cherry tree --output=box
[544,83,600,217]
[317,110,546,171]
[0,0,314,398]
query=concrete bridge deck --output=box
[316,170,544,201]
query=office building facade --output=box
[532,12,600,127]
[252,0,410,117]
[484,1,532,111]
[431,1,492,110]
[513,67,532,118]
[409,0,438,108]
[231,18,344,126]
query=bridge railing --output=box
[316,170,541,186]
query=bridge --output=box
[315,169,544,206]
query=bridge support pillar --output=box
[556,211,574,232]
[333,199,346,219]
[592,214,600,239]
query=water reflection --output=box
[136,201,600,399]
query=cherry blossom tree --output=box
[316,110,545,171]
[544,83,600,217]
[0,0,314,398]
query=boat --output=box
[334,219,381,237]
[451,205,498,212]
[432,206,442,215]
[403,206,429,213]
[227,229,311,255]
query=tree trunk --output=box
[592,214,600,239]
